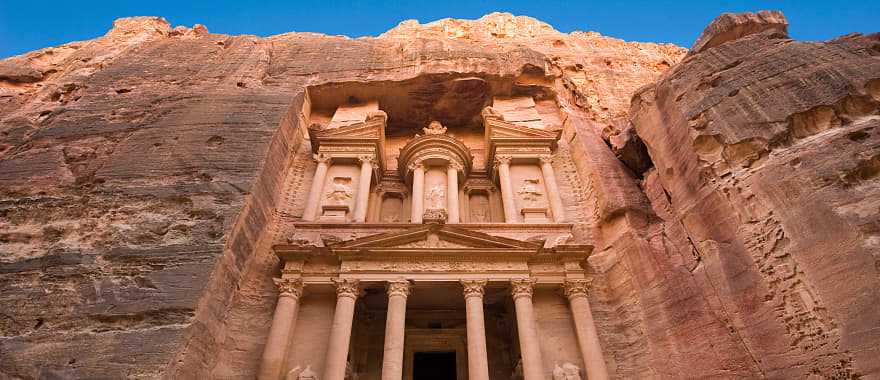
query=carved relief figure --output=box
[426,184,446,209]
[517,178,544,207]
[470,194,490,222]
[325,177,353,205]
[423,120,447,135]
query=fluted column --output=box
[381,280,411,380]
[511,278,544,380]
[446,163,460,223]
[303,154,331,221]
[324,278,361,380]
[563,280,609,380]
[354,155,374,222]
[496,155,518,223]
[461,280,490,380]
[258,278,304,380]
[539,155,565,222]
[410,162,425,223]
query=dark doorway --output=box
[413,351,456,380]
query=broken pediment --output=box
[328,224,541,251]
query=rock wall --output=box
[1,10,877,380]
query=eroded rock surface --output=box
[0,10,877,380]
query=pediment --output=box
[483,110,559,141]
[312,119,383,140]
[328,224,541,251]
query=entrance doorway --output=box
[412,351,457,380]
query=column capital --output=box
[538,154,553,165]
[386,279,412,298]
[510,278,537,300]
[447,161,463,172]
[315,153,332,164]
[274,278,304,299]
[494,155,513,166]
[461,279,488,299]
[331,278,361,299]
[357,153,376,163]
[562,279,593,300]
[408,161,424,171]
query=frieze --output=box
[340,261,527,273]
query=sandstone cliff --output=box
[0,10,877,380]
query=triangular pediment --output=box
[312,119,383,140]
[328,224,540,250]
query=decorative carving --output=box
[315,153,332,164]
[422,208,448,224]
[331,278,361,299]
[510,278,536,300]
[517,178,544,207]
[423,120,447,135]
[538,155,553,165]
[357,154,376,167]
[426,184,446,209]
[562,279,592,299]
[386,279,412,298]
[495,155,513,166]
[447,161,463,172]
[553,363,582,380]
[407,161,424,171]
[461,279,487,298]
[325,177,353,205]
[274,278,304,299]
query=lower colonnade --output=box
[258,277,608,380]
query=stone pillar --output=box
[258,278,304,380]
[381,280,411,380]
[354,155,374,223]
[324,278,361,380]
[461,280,490,380]
[446,163,460,223]
[410,162,425,223]
[563,280,609,380]
[539,155,565,222]
[303,154,331,221]
[496,155,518,223]
[511,278,544,380]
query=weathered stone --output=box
[0,9,877,380]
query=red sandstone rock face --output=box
[1,10,877,380]
[630,11,880,378]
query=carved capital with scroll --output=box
[461,279,488,299]
[274,278,304,299]
[510,278,537,300]
[386,279,412,298]
[562,279,593,300]
[331,278,361,299]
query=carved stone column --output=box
[563,280,609,380]
[258,278,304,380]
[461,280,490,380]
[354,155,374,222]
[539,155,565,222]
[496,155,518,223]
[410,162,425,223]
[381,280,411,380]
[324,278,361,380]
[511,278,544,380]
[303,154,331,221]
[447,163,460,223]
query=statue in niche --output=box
[553,363,582,380]
[470,195,490,222]
[380,196,402,223]
[426,184,446,209]
[423,120,447,135]
[517,178,544,207]
[325,177,353,205]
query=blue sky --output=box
[1,1,877,59]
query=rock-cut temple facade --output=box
[1,10,880,380]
